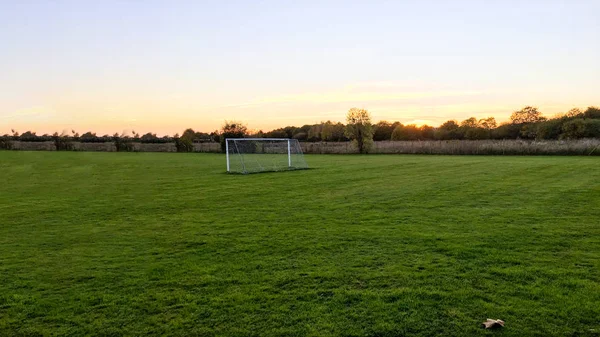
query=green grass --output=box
[1,152,599,336]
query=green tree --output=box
[220,121,248,152]
[345,108,373,153]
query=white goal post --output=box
[226,138,309,174]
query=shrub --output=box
[293,132,308,141]
[561,119,600,139]
[174,136,194,152]
[536,118,565,140]
[52,133,74,151]
[113,134,135,152]
[492,123,522,139]
[79,132,110,143]
[0,135,13,150]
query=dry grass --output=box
[302,139,600,155]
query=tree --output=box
[435,120,461,140]
[140,133,160,143]
[460,117,487,140]
[510,106,546,124]
[373,121,400,141]
[561,118,600,139]
[479,117,497,130]
[392,124,420,141]
[345,108,373,153]
[19,131,38,142]
[293,132,308,141]
[460,117,479,128]
[174,128,195,152]
[584,106,600,119]
[320,121,345,141]
[420,125,435,140]
[536,119,565,140]
[307,124,322,142]
[80,131,101,143]
[220,121,248,152]
[565,108,583,118]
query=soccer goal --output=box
[226,138,309,174]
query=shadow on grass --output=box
[222,167,316,176]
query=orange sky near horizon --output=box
[2,84,596,137]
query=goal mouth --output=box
[226,138,309,174]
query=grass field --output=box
[1,152,599,336]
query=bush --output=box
[293,132,308,141]
[462,127,488,140]
[561,119,600,139]
[0,135,13,150]
[79,132,111,143]
[174,137,194,152]
[16,131,52,142]
[536,118,565,140]
[492,123,522,139]
[52,133,74,151]
[113,134,135,152]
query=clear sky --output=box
[1,0,599,136]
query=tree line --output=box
[2,106,599,153]
[252,106,600,143]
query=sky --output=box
[1,0,599,136]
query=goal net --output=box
[226,138,309,174]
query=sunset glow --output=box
[1,1,599,135]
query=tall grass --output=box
[302,139,600,155]
[4,139,600,155]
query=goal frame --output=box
[225,138,303,173]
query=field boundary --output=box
[2,139,600,155]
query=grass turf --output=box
[1,151,599,336]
